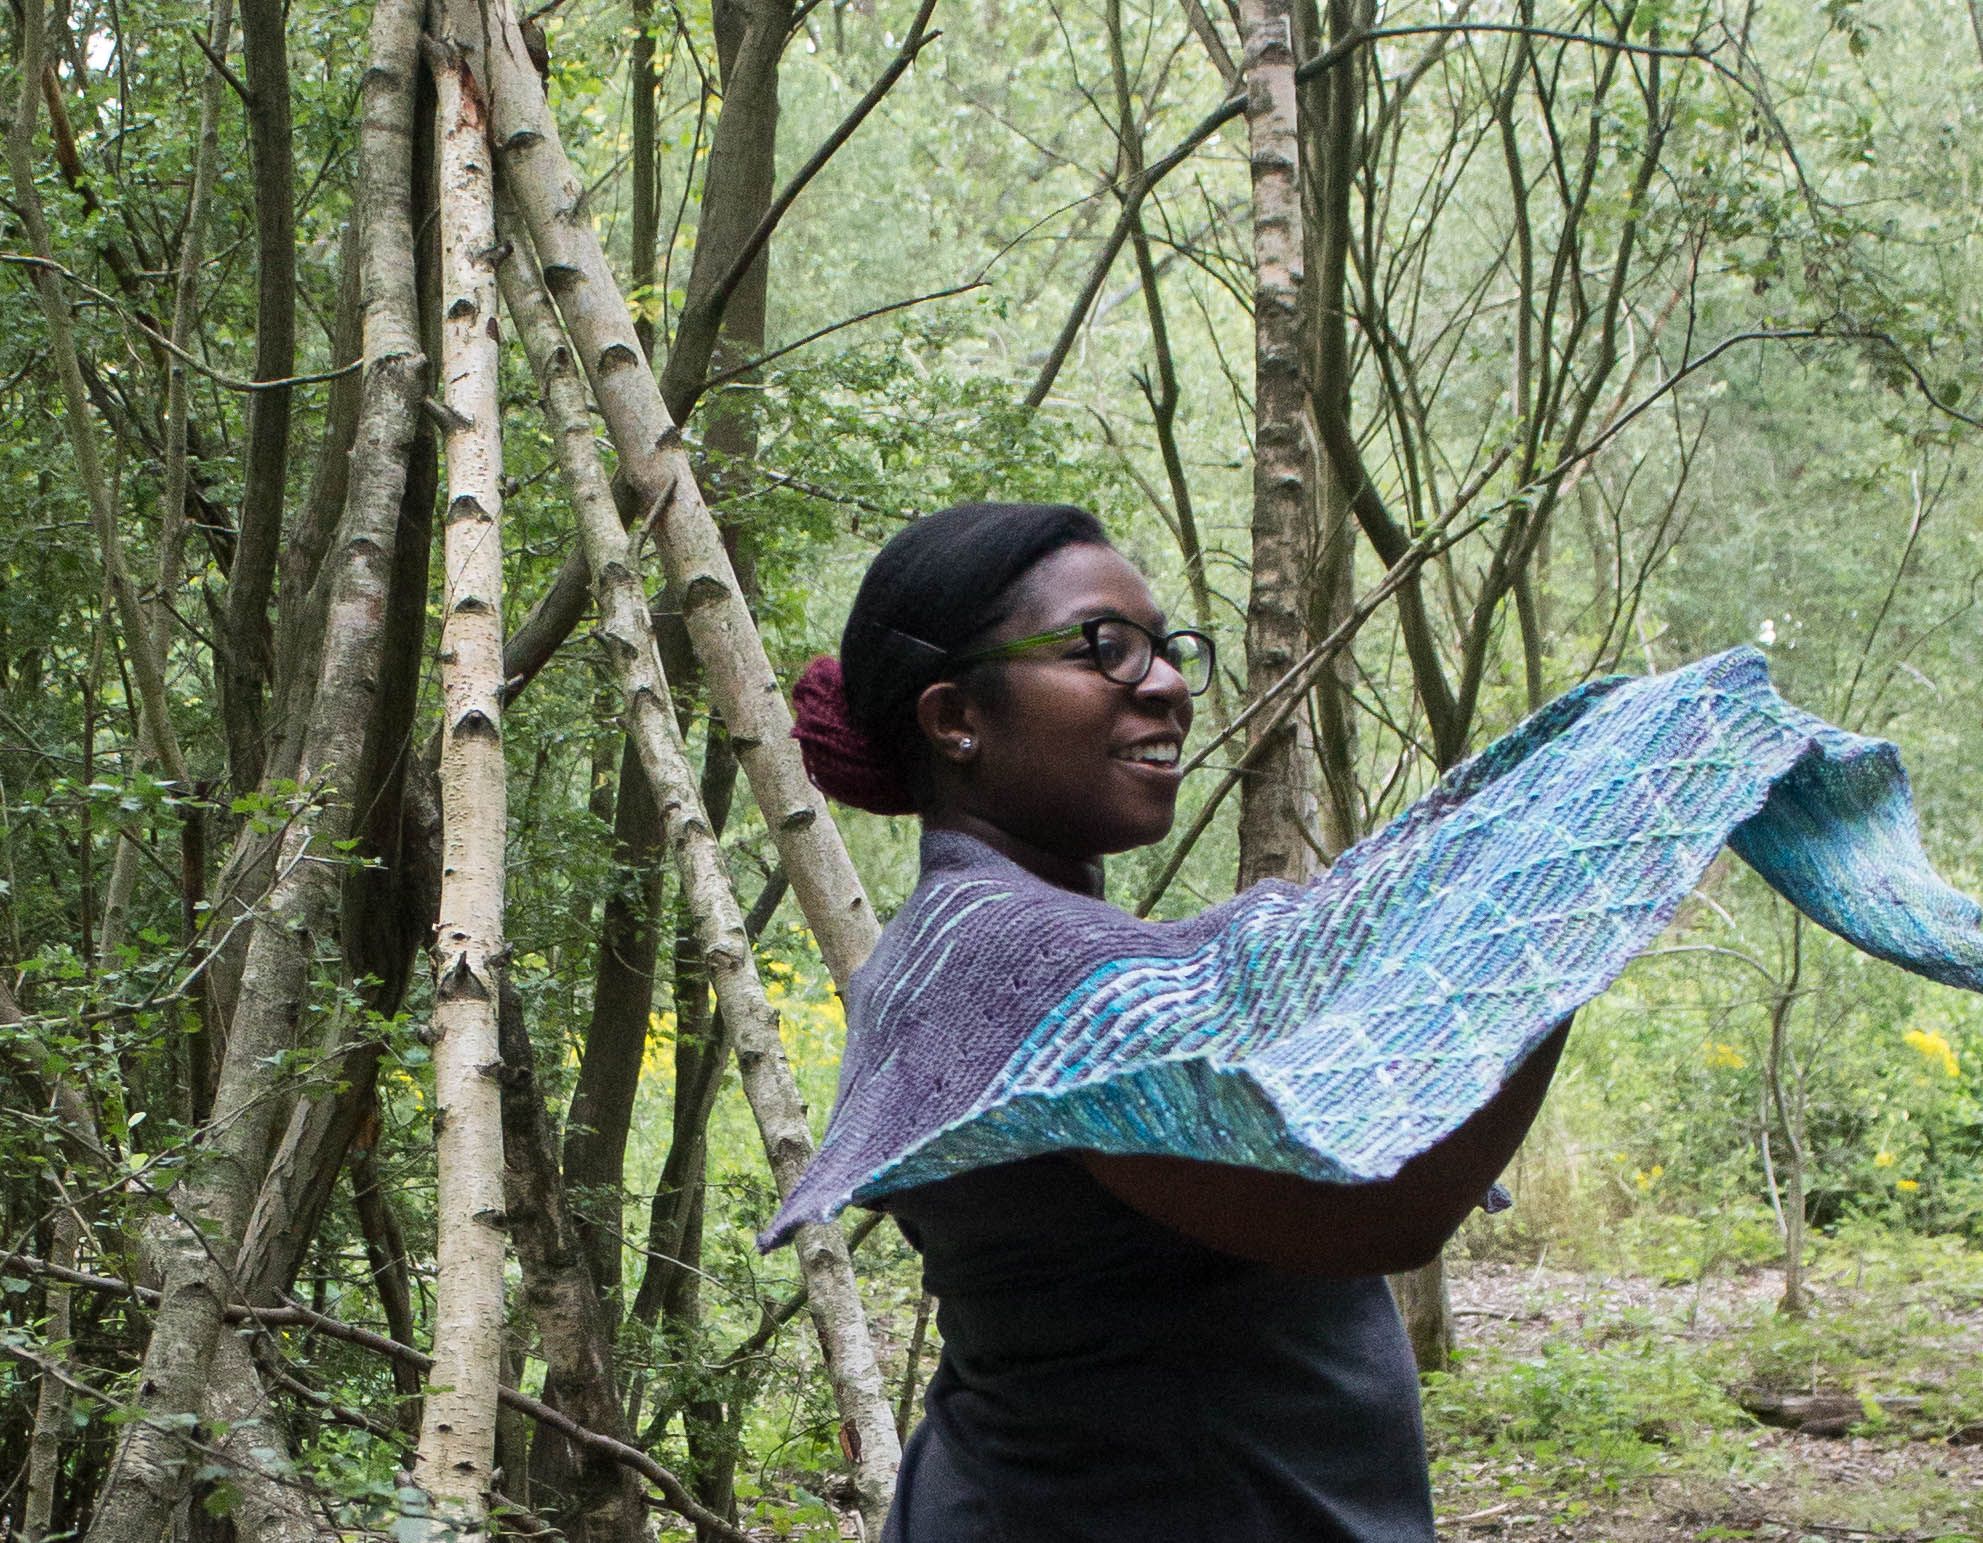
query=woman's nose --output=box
[1135,653,1194,717]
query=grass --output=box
[1429,1223,1983,1540]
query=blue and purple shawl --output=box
[763,648,1982,1249]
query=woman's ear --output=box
[915,680,983,766]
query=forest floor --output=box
[1431,1243,1983,1542]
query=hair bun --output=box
[790,656,917,816]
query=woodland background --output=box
[0,0,1978,1538]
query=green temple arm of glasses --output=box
[950,622,1089,668]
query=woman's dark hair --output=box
[791,502,1108,813]
[844,500,1107,745]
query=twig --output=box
[1295,22,1733,87]
[697,279,985,394]
[1134,455,1507,918]
[1178,450,1508,779]
[0,253,362,392]
[1450,1500,1515,1524]
[186,19,251,105]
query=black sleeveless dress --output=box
[881,1155,1437,1542]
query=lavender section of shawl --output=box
[763,648,1983,1249]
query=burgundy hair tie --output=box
[790,656,917,816]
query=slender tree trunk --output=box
[77,2,426,1532]
[628,0,660,364]
[495,212,900,1533]
[473,0,879,990]
[656,0,794,423]
[218,0,297,795]
[23,1205,76,1543]
[181,799,214,1124]
[1293,0,1360,862]
[1235,0,1319,891]
[1768,917,1807,1318]
[160,0,237,655]
[350,1094,422,1432]
[6,0,188,791]
[411,28,509,1532]
[562,735,666,1302]
[5,982,99,1543]
[535,732,663,1513]
[1295,0,1458,1367]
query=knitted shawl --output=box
[762,648,1982,1249]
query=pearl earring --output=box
[959,736,976,752]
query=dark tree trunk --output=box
[499,980,648,1543]
[561,736,667,1303]
[218,0,297,795]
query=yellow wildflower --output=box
[1703,1040,1747,1070]
[1901,1028,1961,1079]
[1873,1150,1895,1168]
[1895,1178,1920,1193]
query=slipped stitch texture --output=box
[762,648,1983,1249]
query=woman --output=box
[773,502,1982,1541]
[784,501,1557,1541]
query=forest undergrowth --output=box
[1428,1230,1983,1543]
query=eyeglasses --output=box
[949,615,1217,697]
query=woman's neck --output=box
[923,809,1104,897]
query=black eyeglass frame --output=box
[947,615,1217,696]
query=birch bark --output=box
[1236,0,1320,889]
[469,0,880,989]
[76,2,426,1534]
[411,29,508,1532]
[496,216,901,1535]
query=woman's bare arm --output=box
[1080,1019,1571,1276]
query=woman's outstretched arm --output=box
[1079,1019,1571,1276]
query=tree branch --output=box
[662,0,942,422]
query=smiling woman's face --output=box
[914,542,1195,881]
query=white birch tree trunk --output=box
[495,214,902,1536]
[412,30,508,1534]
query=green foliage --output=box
[1427,1338,1749,1500]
